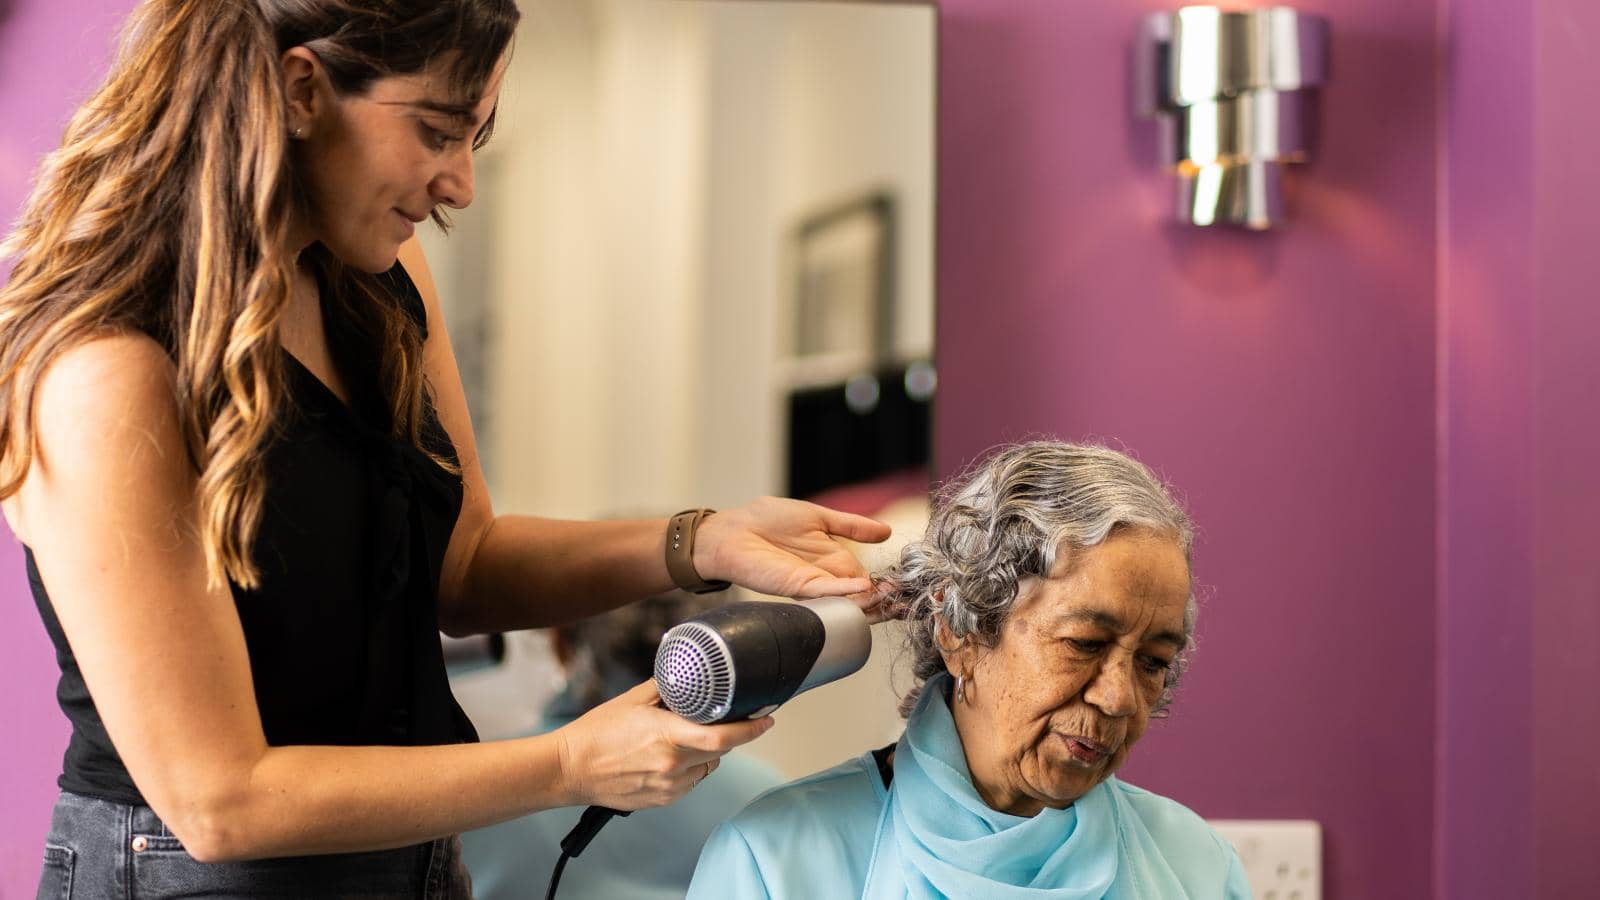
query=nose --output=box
[431,146,476,210]
[1082,655,1138,718]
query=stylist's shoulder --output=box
[19,331,184,520]
[5,328,181,538]
[35,332,180,453]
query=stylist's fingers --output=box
[615,677,665,708]
[667,713,775,755]
[817,506,892,543]
[672,756,722,785]
[687,758,721,787]
[657,719,763,802]
[789,571,875,599]
[845,586,898,625]
[557,679,756,810]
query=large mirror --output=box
[424,0,936,778]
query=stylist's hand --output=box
[555,680,774,811]
[693,497,892,614]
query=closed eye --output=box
[1139,655,1174,675]
[1066,638,1106,654]
[420,122,467,152]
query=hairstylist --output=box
[0,2,890,897]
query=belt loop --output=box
[121,802,135,895]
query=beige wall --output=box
[425,0,934,779]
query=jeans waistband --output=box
[41,790,472,899]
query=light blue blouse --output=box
[688,676,1250,899]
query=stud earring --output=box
[292,126,303,139]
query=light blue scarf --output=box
[862,673,1190,899]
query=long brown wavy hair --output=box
[0,0,518,589]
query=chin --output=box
[313,224,400,273]
[1043,756,1116,800]
[330,243,402,275]
[365,253,402,275]
[1047,778,1098,805]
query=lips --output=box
[393,209,425,240]
[1059,734,1114,765]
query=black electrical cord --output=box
[543,853,570,900]
[545,806,630,900]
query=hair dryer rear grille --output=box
[654,623,735,724]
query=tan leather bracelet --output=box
[666,509,731,594]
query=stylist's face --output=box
[286,51,507,273]
[947,530,1190,817]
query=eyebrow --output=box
[403,99,479,124]
[1054,609,1186,649]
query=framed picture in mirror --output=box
[784,189,929,500]
[789,190,897,385]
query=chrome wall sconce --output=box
[1136,7,1329,230]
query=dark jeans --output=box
[36,791,473,899]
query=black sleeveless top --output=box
[28,262,477,806]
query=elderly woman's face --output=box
[948,530,1190,817]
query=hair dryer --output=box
[653,596,872,724]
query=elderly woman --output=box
[686,441,1250,898]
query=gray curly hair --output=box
[881,441,1197,717]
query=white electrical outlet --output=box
[1208,819,1322,900]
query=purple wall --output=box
[1436,0,1536,894]
[0,3,130,896]
[1432,0,1600,896]
[1531,2,1600,894]
[1446,0,1600,890]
